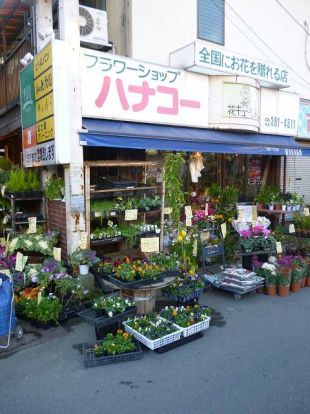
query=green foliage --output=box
[44,176,64,200]
[207,183,239,222]
[94,331,136,356]
[119,224,141,247]
[0,157,12,171]
[163,153,185,225]
[255,185,280,204]
[24,296,61,323]
[6,168,41,192]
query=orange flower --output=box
[171,310,178,317]
[123,332,129,339]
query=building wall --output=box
[47,200,68,260]
[129,0,310,99]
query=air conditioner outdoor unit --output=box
[79,5,109,48]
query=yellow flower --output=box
[180,229,186,237]
[177,235,183,242]
[123,333,129,339]
[172,310,178,317]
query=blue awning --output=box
[80,118,310,156]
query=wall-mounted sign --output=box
[20,40,71,167]
[209,76,259,131]
[80,48,209,128]
[298,101,310,139]
[260,88,299,136]
[170,41,290,88]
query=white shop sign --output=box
[170,41,290,88]
[80,48,209,128]
[260,88,299,135]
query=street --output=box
[1,288,310,414]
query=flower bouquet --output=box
[123,314,182,349]
[83,329,142,367]
[158,304,212,337]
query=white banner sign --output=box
[80,48,209,127]
[260,88,299,135]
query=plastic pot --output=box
[79,264,89,275]
[278,285,289,297]
[300,277,306,288]
[290,281,301,293]
[266,285,276,296]
[306,278,310,287]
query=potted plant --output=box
[24,295,62,328]
[276,271,290,297]
[259,263,277,296]
[70,248,100,275]
[44,176,64,201]
[290,257,304,292]
[5,168,41,197]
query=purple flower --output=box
[240,230,251,239]
[262,228,270,237]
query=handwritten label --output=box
[94,211,101,217]
[304,207,310,216]
[164,207,172,215]
[141,237,159,253]
[110,211,116,216]
[221,223,227,238]
[276,241,282,254]
[28,217,37,234]
[37,291,42,304]
[79,232,88,249]
[125,209,138,221]
[252,206,258,222]
[0,269,11,276]
[205,203,209,215]
[107,220,114,228]
[15,252,28,272]
[53,247,61,261]
[289,224,295,234]
[185,205,193,217]
[185,216,192,227]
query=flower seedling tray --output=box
[78,307,137,328]
[83,339,143,368]
[171,317,211,338]
[123,321,182,350]
[107,274,164,289]
[154,331,204,354]
[162,288,204,303]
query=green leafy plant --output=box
[6,168,41,192]
[24,295,61,323]
[69,249,100,267]
[44,176,64,201]
[94,330,137,356]
[119,224,141,247]
[8,231,60,255]
[163,153,185,226]
[255,185,280,205]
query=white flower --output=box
[125,299,129,304]
[31,276,38,283]
[108,311,113,317]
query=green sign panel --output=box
[19,61,36,129]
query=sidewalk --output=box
[1,288,310,414]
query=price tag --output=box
[205,203,209,216]
[289,224,295,234]
[110,211,116,216]
[220,223,227,238]
[252,205,258,222]
[193,239,198,257]
[28,217,37,234]
[53,247,62,261]
[185,205,192,217]
[37,291,42,305]
[0,269,11,276]
[304,207,310,216]
[185,216,192,227]
[94,211,101,218]
[79,232,88,249]
[164,207,172,215]
[141,237,159,253]
[125,209,138,221]
[107,220,114,228]
[15,252,28,272]
[276,241,282,254]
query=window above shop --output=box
[197,0,225,45]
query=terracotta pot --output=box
[300,277,306,288]
[266,285,277,296]
[290,281,301,293]
[306,278,310,287]
[278,285,289,297]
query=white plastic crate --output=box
[172,316,211,337]
[123,322,182,350]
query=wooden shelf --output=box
[90,185,160,194]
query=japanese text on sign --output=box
[198,46,289,85]
[141,237,159,253]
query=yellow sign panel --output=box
[36,116,54,143]
[36,92,53,122]
[34,42,52,78]
[34,67,53,100]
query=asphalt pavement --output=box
[1,287,310,414]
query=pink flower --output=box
[240,230,251,238]
[252,224,265,235]
[262,228,270,237]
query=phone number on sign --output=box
[264,116,296,129]
[24,143,55,166]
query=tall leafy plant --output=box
[163,153,185,226]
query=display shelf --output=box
[235,250,276,257]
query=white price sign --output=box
[141,237,159,253]
[125,209,138,221]
[28,217,37,234]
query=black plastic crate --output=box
[107,274,164,289]
[162,288,204,303]
[154,331,204,354]
[83,339,143,367]
[78,307,137,329]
